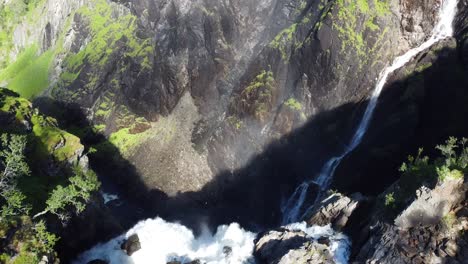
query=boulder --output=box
[254,228,334,264]
[305,193,365,230]
[121,234,141,256]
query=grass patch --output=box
[108,127,153,157]
[0,45,53,99]
[285,98,303,111]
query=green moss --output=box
[331,0,390,69]
[0,0,48,69]
[415,62,433,73]
[285,98,303,111]
[8,51,53,99]
[108,127,152,156]
[442,212,457,229]
[269,23,298,60]
[437,167,464,182]
[61,0,154,85]
[31,114,82,162]
[227,116,243,130]
[384,192,395,207]
[0,95,31,122]
[240,70,276,121]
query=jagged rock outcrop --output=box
[355,178,468,263]
[0,0,444,199]
[395,178,465,229]
[255,228,335,264]
[2,0,467,260]
[305,193,365,230]
[121,234,141,256]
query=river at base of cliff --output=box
[73,217,350,264]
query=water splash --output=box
[282,0,459,224]
[285,222,351,264]
[74,217,351,264]
[100,191,120,205]
[74,217,256,264]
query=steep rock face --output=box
[332,1,468,196]
[0,0,447,225]
[305,193,365,230]
[355,178,468,263]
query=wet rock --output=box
[121,234,141,256]
[222,246,232,257]
[254,229,334,264]
[305,193,365,230]
[317,236,330,246]
[87,260,108,264]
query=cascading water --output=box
[281,0,459,224]
[75,1,459,263]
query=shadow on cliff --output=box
[33,77,368,261]
[34,37,468,262]
[346,36,468,262]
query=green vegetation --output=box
[108,127,153,157]
[31,114,83,162]
[0,0,53,98]
[0,88,101,262]
[384,192,395,207]
[332,0,390,69]
[60,0,153,89]
[442,212,457,229]
[285,98,303,111]
[0,0,46,68]
[240,70,276,122]
[383,137,467,215]
[269,23,298,60]
[0,134,58,262]
[0,45,54,99]
[227,116,243,130]
[35,167,100,222]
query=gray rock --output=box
[255,229,334,264]
[306,193,365,230]
[395,178,465,229]
[121,234,141,256]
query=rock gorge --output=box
[0,0,468,263]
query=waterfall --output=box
[74,1,459,263]
[281,0,459,224]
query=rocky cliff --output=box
[1,0,468,262]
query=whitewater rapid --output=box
[281,0,459,224]
[74,217,350,264]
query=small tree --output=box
[34,167,100,223]
[0,134,30,220]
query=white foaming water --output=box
[100,191,120,204]
[284,222,351,264]
[74,217,256,264]
[282,0,459,224]
[74,217,351,264]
